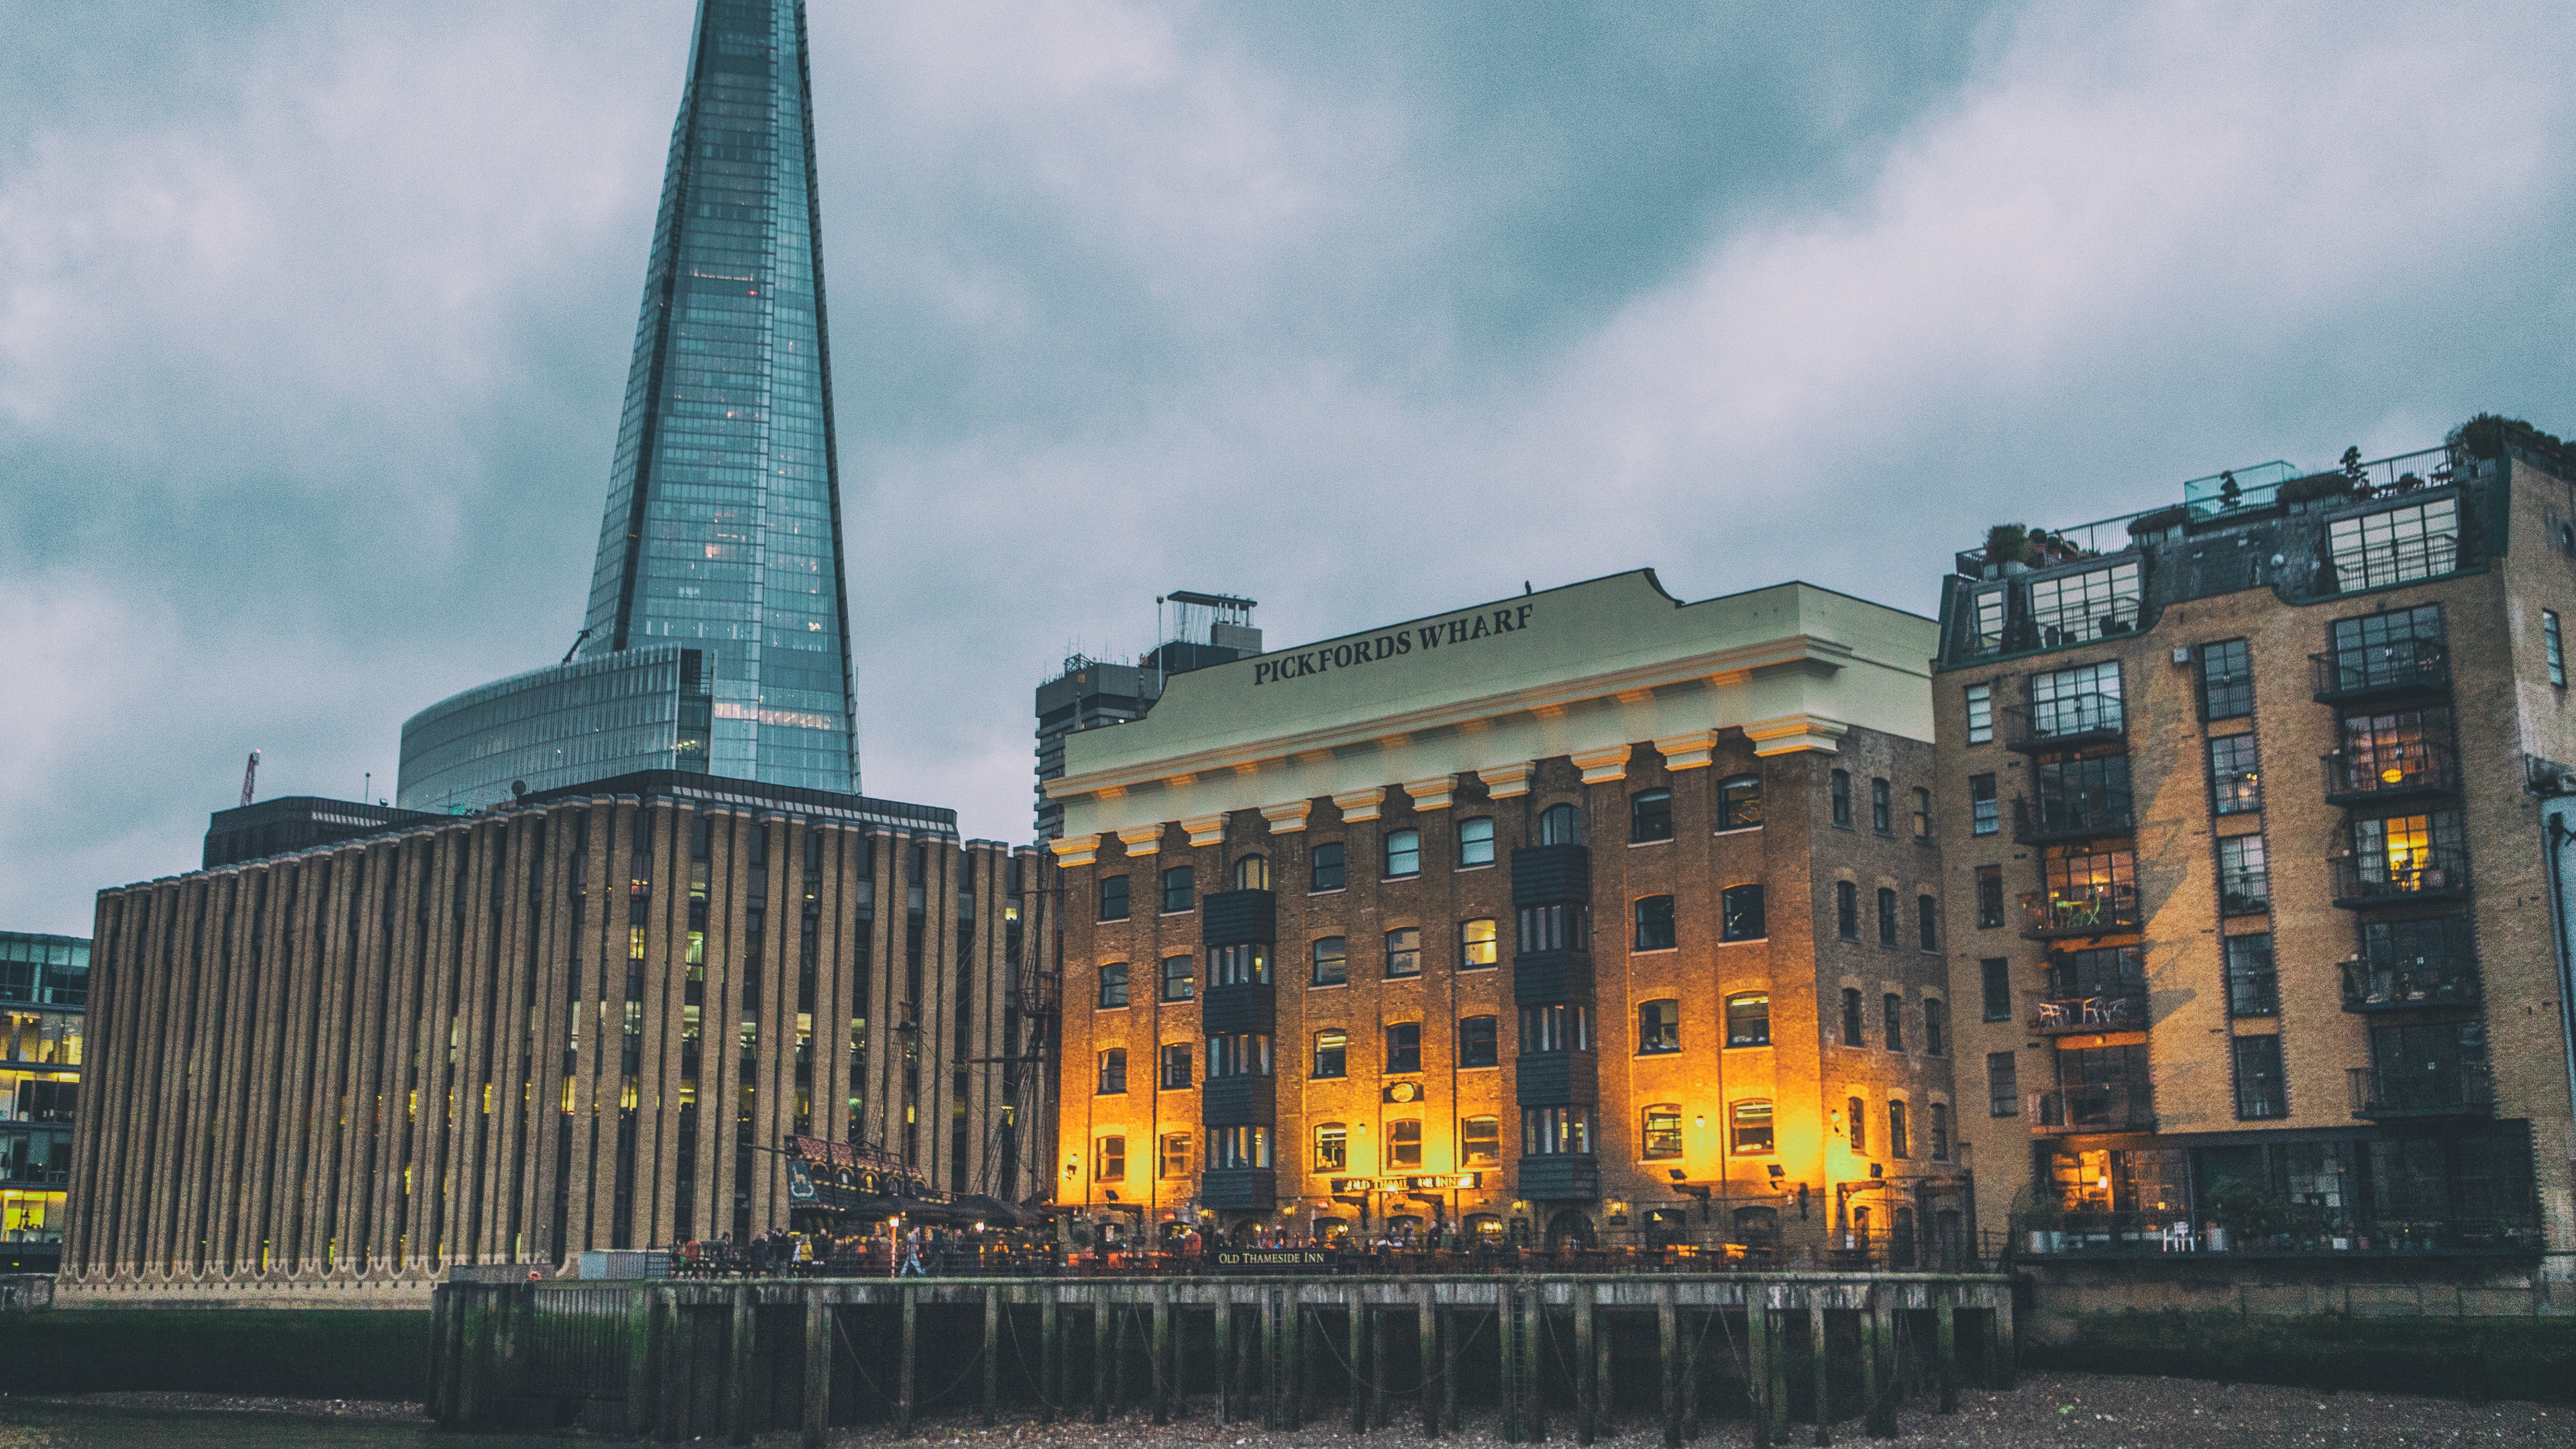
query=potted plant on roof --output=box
[1984,524,2030,578]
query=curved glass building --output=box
[400,0,861,808]
[397,646,711,814]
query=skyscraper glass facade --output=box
[581,0,857,794]
[0,932,85,1271]
[397,645,711,814]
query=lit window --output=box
[1729,1099,1774,1155]
[1095,1050,1126,1095]
[1312,1030,1347,1079]
[2210,735,2262,814]
[1385,1120,1423,1170]
[1725,993,1769,1048]
[1638,1000,1680,1055]
[1458,918,1498,968]
[1095,1136,1126,1181]
[1460,1116,1500,1165]
[1642,1104,1683,1159]
[1313,1122,1347,1173]
[1232,855,1270,890]
[1160,1132,1192,1179]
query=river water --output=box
[0,1402,561,1448]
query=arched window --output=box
[1878,887,1899,945]
[1629,788,1674,843]
[1718,773,1763,830]
[1871,777,1892,834]
[1642,1104,1683,1159]
[1721,883,1765,941]
[1232,855,1270,890]
[1829,769,1852,828]
[1725,994,1770,1048]
[1638,1000,1680,1054]
[1313,1122,1348,1173]
[1539,803,1583,846]
[1732,1204,1780,1241]
[1729,1099,1775,1155]
[1632,894,1676,951]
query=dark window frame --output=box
[1633,894,1677,951]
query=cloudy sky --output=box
[5,1,2573,934]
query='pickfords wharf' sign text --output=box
[1251,604,1536,688]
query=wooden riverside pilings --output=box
[429,1270,2015,1442]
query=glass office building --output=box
[578,0,859,794]
[399,645,712,814]
[0,932,85,1273]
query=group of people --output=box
[672,1222,1049,1278]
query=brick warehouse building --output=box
[61,772,1054,1305]
[1044,572,1966,1259]
[1933,429,2576,1258]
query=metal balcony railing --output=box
[2021,888,2141,939]
[2339,954,2480,1011]
[2004,694,2126,752]
[2348,1063,2493,1118]
[2013,794,2136,843]
[2310,638,2449,703]
[2031,991,2146,1034]
[2329,848,2470,907]
[2028,1083,2154,1134]
[2322,744,2460,804]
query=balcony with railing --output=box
[2310,638,2449,704]
[2028,1083,2155,1135]
[2348,1063,2493,1118]
[2031,991,2147,1034]
[2004,694,2126,753]
[2021,887,2141,940]
[2322,743,2460,806]
[2340,953,2480,1012]
[2013,792,2135,845]
[2329,848,2470,908]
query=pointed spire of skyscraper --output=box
[582,0,858,794]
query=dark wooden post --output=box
[1371,1301,1391,1430]
[983,1286,1003,1428]
[1658,1281,1682,1449]
[1991,1291,2017,1389]
[659,1296,692,1444]
[1216,1290,1236,1423]
[1935,1299,1959,1414]
[1808,1301,1830,1436]
[1681,1305,1701,1441]
[1152,1285,1173,1426]
[803,1291,833,1448]
[1285,1291,1305,1431]
[1092,1289,1112,1425]
[1574,1282,1597,1446]
[1418,1287,1442,1438]
[897,1284,919,1438]
[725,1286,757,1445]
[1521,1283,1545,1442]
[627,1286,658,1438]
[1599,1301,1617,1439]
[1746,1296,1772,1449]
[1349,1294,1369,1433]
[1114,1297,1132,1413]
[1497,1285,1519,1444]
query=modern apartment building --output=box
[1932,426,2576,1256]
[64,771,1053,1304]
[1045,572,1963,1259]
[0,931,86,1273]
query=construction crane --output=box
[561,627,594,665]
[239,749,261,808]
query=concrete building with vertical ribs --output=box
[61,773,1053,1305]
[1044,572,1965,1260]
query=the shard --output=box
[582,0,857,793]
[398,0,859,811]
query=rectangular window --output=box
[1312,1030,1346,1079]
[1207,1033,1273,1077]
[2329,498,2459,590]
[1385,1119,1424,1170]
[1841,987,1865,1046]
[1313,1123,1347,1172]
[1458,918,1498,968]
[1098,875,1129,922]
[1633,895,1676,951]
[1517,1003,1593,1053]
[1966,683,1994,744]
[2041,842,2139,932]
[1638,1000,1680,1055]
[1458,1015,1498,1069]
[1929,1102,1951,1161]
[1210,943,1270,987]
[1883,993,1906,1051]
[1888,1100,1911,1159]
[2209,735,2263,814]
[1630,789,1674,843]
[1160,1132,1192,1179]
[2218,835,2270,915]
[1974,590,2006,655]
[1923,997,1947,1056]
[1831,770,1852,827]
[1311,936,1348,986]
[1720,884,1765,941]
[1384,828,1421,878]
[1460,1116,1501,1165]
[1095,1136,1126,1181]
[2327,604,2447,692]
[1096,1049,1126,1095]
[2232,1034,2287,1120]
[1837,881,1859,940]
[1917,894,1939,951]
[1642,1104,1684,1159]
[2029,561,2141,645]
[1729,1099,1775,1155]
[1726,993,1770,1048]
[1385,1022,1422,1074]
[1912,788,1932,841]
[1384,927,1421,979]
[1719,774,1764,829]
[2225,933,2278,1017]
[2351,810,2466,892]
[1976,867,2004,928]
[1877,887,1899,947]
[1161,864,1194,914]
[1987,1051,2019,1117]
[1458,816,1496,867]
[1971,774,1998,836]
[2550,610,2567,688]
[1159,1042,1193,1090]
[1310,842,1346,892]
[1980,958,2011,1022]
[2029,660,2125,739]
[1208,1126,1272,1171]
[1160,954,1194,1002]
[1097,963,1128,1010]
[1846,1095,1868,1153]
[1520,1106,1593,1155]
[2200,639,2253,719]
[1871,778,1893,835]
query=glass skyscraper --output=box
[582,0,857,793]
[399,0,857,812]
